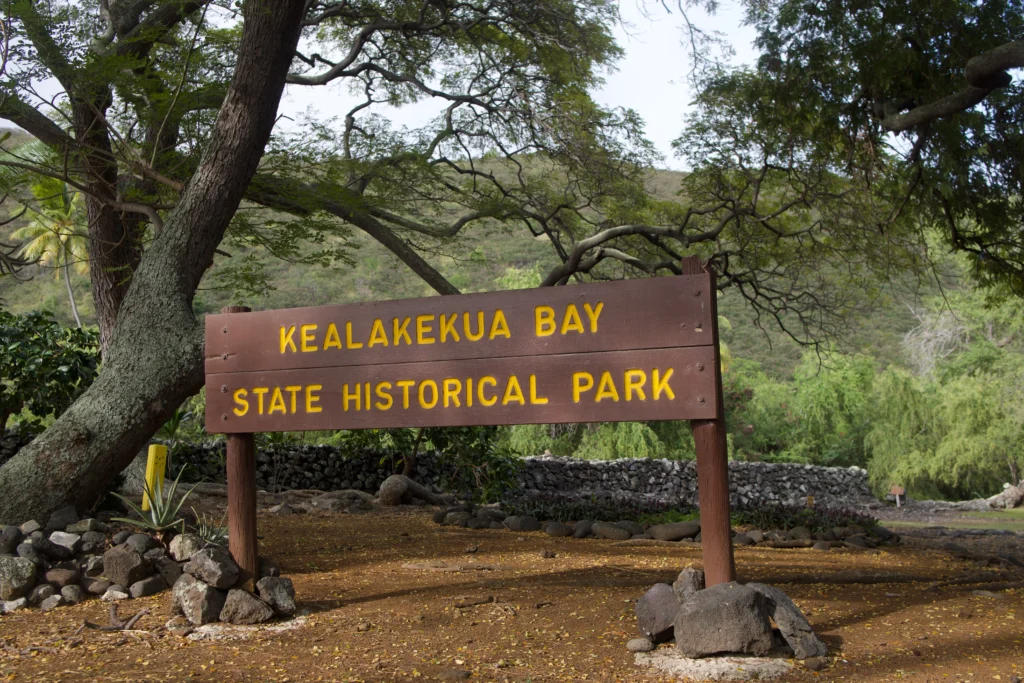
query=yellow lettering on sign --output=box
[584,302,603,332]
[653,368,675,400]
[323,323,342,350]
[529,374,548,405]
[464,311,485,341]
[443,378,462,407]
[300,324,318,352]
[572,372,594,403]
[368,319,389,347]
[253,387,269,414]
[535,306,555,337]
[489,309,511,340]
[560,304,584,335]
[478,376,498,406]
[285,385,302,413]
[375,382,393,410]
[625,369,647,401]
[306,385,323,413]
[416,315,436,345]
[440,314,460,343]
[502,375,525,405]
[365,382,371,411]
[268,387,287,414]
[343,383,362,411]
[595,371,619,402]
[466,377,474,407]
[393,317,412,346]
[397,380,415,409]
[345,322,363,349]
[280,326,297,353]
[419,380,438,409]
[232,388,249,416]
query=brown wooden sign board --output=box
[205,265,736,589]
[205,275,715,374]
[204,273,720,433]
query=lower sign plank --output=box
[206,347,718,433]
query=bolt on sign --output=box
[204,274,721,433]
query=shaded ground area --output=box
[2,507,1023,682]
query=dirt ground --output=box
[2,507,1023,683]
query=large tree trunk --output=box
[0,0,307,524]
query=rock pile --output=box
[633,567,827,662]
[432,504,898,550]
[164,442,878,510]
[0,504,296,629]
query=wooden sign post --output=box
[206,260,736,587]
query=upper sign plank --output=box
[205,274,714,374]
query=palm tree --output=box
[11,177,88,327]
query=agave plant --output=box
[111,471,196,543]
[191,507,228,547]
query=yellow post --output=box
[141,444,168,511]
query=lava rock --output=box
[19,520,41,535]
[101,587,130,601]
[81,577,111,595]
[81,531,106,548]
[49,531,81,554]
[256,576,296,616]
[591,522,631,541]
[572,520,594,538]
[672,567,705,602]
[44,567,80,588]
[169,533,204,562]
[111,530,132,546]
[0,525,22,555]
[153,557,183,587]
[103,545,151,587]
[443,511,472,527]
[746,530,764,543]
[0,597,28,614]
[636,583,680,643]
[130,575,167,598]
[184,547,239,589]
[220,589,274,625]
[144,547,168,561]
[82,555,104,577]
[39,594,66,611]
[170,575,225,625]
[789,526,812,541]
[45,505,79,532]
[746,583,827,659]
[28,584,55,605]
[466,517,489,529]
[61,584,85,605]
[31,535,73,561]
[812,541,831,551]
[66,518,105,534]
[616,520,645,536]
[674,582,773,657]
[0,555,37,600]
[124,533,159,555]
[733,533,754,546]
[543,522,572,537]
[648,521,701,542]
[627,637,656,653]
[504,515,541,532]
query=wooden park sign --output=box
[205,257,736,587]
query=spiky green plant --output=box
[111,471,196,541]
[191,507,228,547]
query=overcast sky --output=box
[278,1,759,171]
